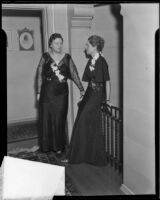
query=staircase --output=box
[101,103,123,178]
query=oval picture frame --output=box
[18,28,34,51]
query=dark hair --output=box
[88,35,105,52]
[48,33,63,48]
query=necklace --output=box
[89,52,99,72]
[89,52,104,72]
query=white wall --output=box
[66,4,94,141]
[90,5,122,107]
[54,4,69,54]
[121,3,158,194]
[3,15,42,123]
[53,4,73,138]
[3,4,56,123]
[70,27,90,121]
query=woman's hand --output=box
[77,90,85,107]
[37,93,40,101]
[106,100,112,107]
[80,90,85,99]
[106,100,113,112]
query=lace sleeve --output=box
[37,54,45,94]
[69,56,84,92]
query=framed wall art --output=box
[18,28,34,51]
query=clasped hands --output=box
[80,90,85,99]
[77,90,85,107]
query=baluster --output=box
[113,109,116,168]
[118,120,121,172]
[101,104,123,176]
[114,108,118,171]
[110,107,113,166]
[101,110,105,136]
[119,111,123,173]
[107,108,110,163]
[108,104,112,165]
[101,110,106,163]
[105,115,108,152]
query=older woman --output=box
[68,35,111,166]
[36,33,84,154]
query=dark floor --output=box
[7,122,124,196]
[7,149,124,196]
[66,163,123,196]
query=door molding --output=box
[2,4,55,52]
[2,4,56,124]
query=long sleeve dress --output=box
[68,54,110,166]
[37,52,84,153]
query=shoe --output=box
[56,150,62,154]
[61,159,68,163]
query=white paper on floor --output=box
[0,156,65,199]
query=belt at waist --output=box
[45,77,67,83]
[88,82,104,87]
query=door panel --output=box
[2,14,42,123]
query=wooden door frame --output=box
[2,4,56,124]
[2,4,56,52]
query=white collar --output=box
[92,52,99,60]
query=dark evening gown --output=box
[37,52,84,153]
[68,54,110,166]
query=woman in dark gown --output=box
[36,33,84,154]
[68,35,111,166]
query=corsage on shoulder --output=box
[89,52,103,72]
[50,62,65,82]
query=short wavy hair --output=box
[48,33,63,48]
[88,35,105,52]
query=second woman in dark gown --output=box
[37,33,84,154]
[68,35,111,166]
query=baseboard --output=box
[8,118,37,127]
[120,184,135,195]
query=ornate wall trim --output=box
[71,5,94,28]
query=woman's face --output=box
[85,40,96,56]
[50,38,63,53]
